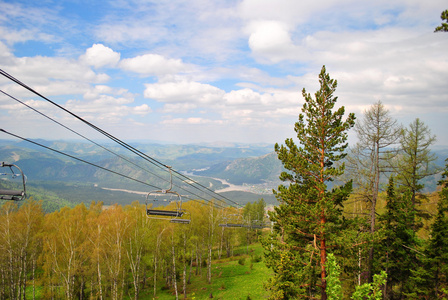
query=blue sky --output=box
[0,0,447,146]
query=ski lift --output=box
[219,213,269,229]
[145,167,190,224]
[219,214,246,228]
[0,162,26,201]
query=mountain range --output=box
[0,139,280,209]
[1,139,447,211]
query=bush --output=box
[238,257,246,265]
[251,255,262,263]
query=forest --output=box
[261,66,448,300]
[0,197,267,300]
[1,65,447,300]
[1,1,448,299]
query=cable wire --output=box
[0,128,161,190]
[0,89,225,206]
[0,68,240,208]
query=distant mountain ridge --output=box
[1,139,447,210]
[0,139,279,207]
[193,152,283,185]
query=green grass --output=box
[139,243,271,300]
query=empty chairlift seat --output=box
[146,208,184,217]
[0,162,26,201]
[0,189,25,201]
[145,166,190,224]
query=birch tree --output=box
[42,204,89,299]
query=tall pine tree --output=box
[262,66,355,300]
[415,159,448,298]
[377,177,418,299]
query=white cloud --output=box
[80,44,120,68]
[2,56,109,88]
[160,103,197,114]
[0,41,14,66]
[1,0,448,145]
[246,20,304,63]
[144,80,225,104]
[66,95,151,121]
[161,117,224,125]
[120,54,191,76]
[223,88,262,106]
[0,27,54,45]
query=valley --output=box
[0,139,280,210]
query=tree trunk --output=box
[368,139,380,283]
[188,255,193,284]
[320,216,327,300]
[32,255,36,300]
[207,244,212,284]
[153,255,158,298]
[172,242,178,300]
[97,249,103,300]
[183,233,187,298]
[183,259,187,299]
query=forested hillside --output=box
[262,67,448,300]
[2,66,448,299]
[0,199,269,299]
[0,140,278,209]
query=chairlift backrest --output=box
[145,166,190,224]
[0,162,26,201]
[170,218,191,224]
[147,209,184,218]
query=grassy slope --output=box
[139,243,271,300]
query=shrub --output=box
[238,257,246,265]
[251,255,262,263]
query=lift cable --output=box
[0,89,168,183]
[0,69,239,208]
[0,89,227,207]
[0,128,162,190]
[0,128,228,210]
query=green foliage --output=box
[435,9,448,32]
[251,254,262,263]
[325,253,387,300]
[243,199,266,222]
[264,65,355,299]
[238,257,246,265]
[326,253,342,300]
[413,159,448,298]
[394,118,439,209]
[377,177,418,298]
[351,271,387,300]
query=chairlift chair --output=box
[0,162,26,201]
[219,213,270,229]
[219,214,245,228]
[145,167,190,224]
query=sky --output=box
[0,0,447,147]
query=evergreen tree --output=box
[325,253,387,300]
[434,9,448,32]
[262,66,355,300]
[347,101,401,281]
[394,118,438,207]
[413,159,448,298]
[378,177,418,299]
